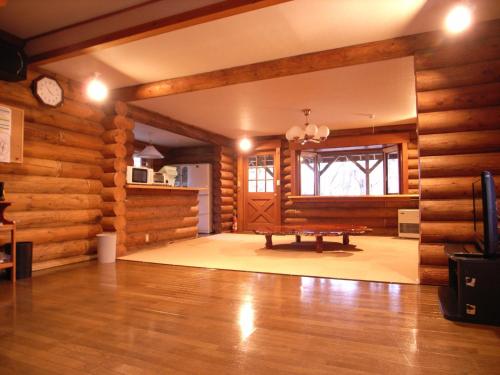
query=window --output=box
[248,154,274,193]
[133,156,142,167]
[299,145,401,196]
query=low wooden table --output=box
[255,225,371,253]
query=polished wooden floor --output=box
[0,261,499,374]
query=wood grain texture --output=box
[112,19,500,101]
[0,70,107,266]
[127,105,232,146]
[29,0,289,65]
[415,29,500,284]
[1,261,499,373]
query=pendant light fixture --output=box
[137,144,164,159]
[137,133,164,159]
[285,109,330,144]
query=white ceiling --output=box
[133,57,417,138]
[134,122,208,147]
[40,0,500,88]
[0,0,147,38]
[6,0,499,140]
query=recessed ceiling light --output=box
[86,74,108,101]
[239,138,252,152]
[445,4,472,34]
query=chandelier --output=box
[285,109,330,144]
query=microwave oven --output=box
[126,166,153,184]
[152,172,166,185]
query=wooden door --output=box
[241,150,280,231]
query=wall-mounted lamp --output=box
[239,138,252,152]
[445,4,472,34]
[86,73,108,102]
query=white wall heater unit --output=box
[398,209,419,239]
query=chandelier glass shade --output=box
[285,109,330,144]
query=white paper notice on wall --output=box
[0,105,11,163]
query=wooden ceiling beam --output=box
[28,0,289,65]
[111,18,500,102]
[128,104,234,147]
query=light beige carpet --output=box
[119,233,419,284]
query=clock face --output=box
[33,76,64,107]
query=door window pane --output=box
[248,167,256,180]
[248,154,274,192]
[248,180,256,192]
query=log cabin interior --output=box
[0,0,499,373]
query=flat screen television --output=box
[472,171,499,257]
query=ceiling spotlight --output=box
[239,138,252,152]
[445,4,472,34]
[86,73,108,102]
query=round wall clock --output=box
[31,75,64,108]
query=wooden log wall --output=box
[279,129,419,234]
[125,188,199,249]
[0,70,105,268]
[216,146,236,232]
[100,102,134,256]
[408,135,419,195]
[415,34,500,285]
[284,196,418,236]
[160,145,237,233]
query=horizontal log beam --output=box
[0,224,102,245]
[419,243,448,267]
[420,176,500,199]
[127,105,232,146]
[29,0,288,65]
[419,152,500,178]
[419,130,500,156]
[7,209,102,228]
[0,174,103,194]
[419,265,448,286]
[420,199,473,221]
[23,140,103,165]
[417,82,500,113]
[415,59,500,92]
[414,35,500,71]
[33,239,97,263]
[111,19,500,101]
[420,221,474,243]
[5,193,102,212]
[418,106,500,135]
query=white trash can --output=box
[97,232,117,263]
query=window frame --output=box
[290,132,410,197]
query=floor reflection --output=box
[238,296,255,341]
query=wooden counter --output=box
[124,184,199,249]
[126,184,201,192]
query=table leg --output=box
[342,233,349,245]
[265,234,273,249]
[315,235,323,253]
[295,235,301,243]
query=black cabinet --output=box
[439,244,500,325]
